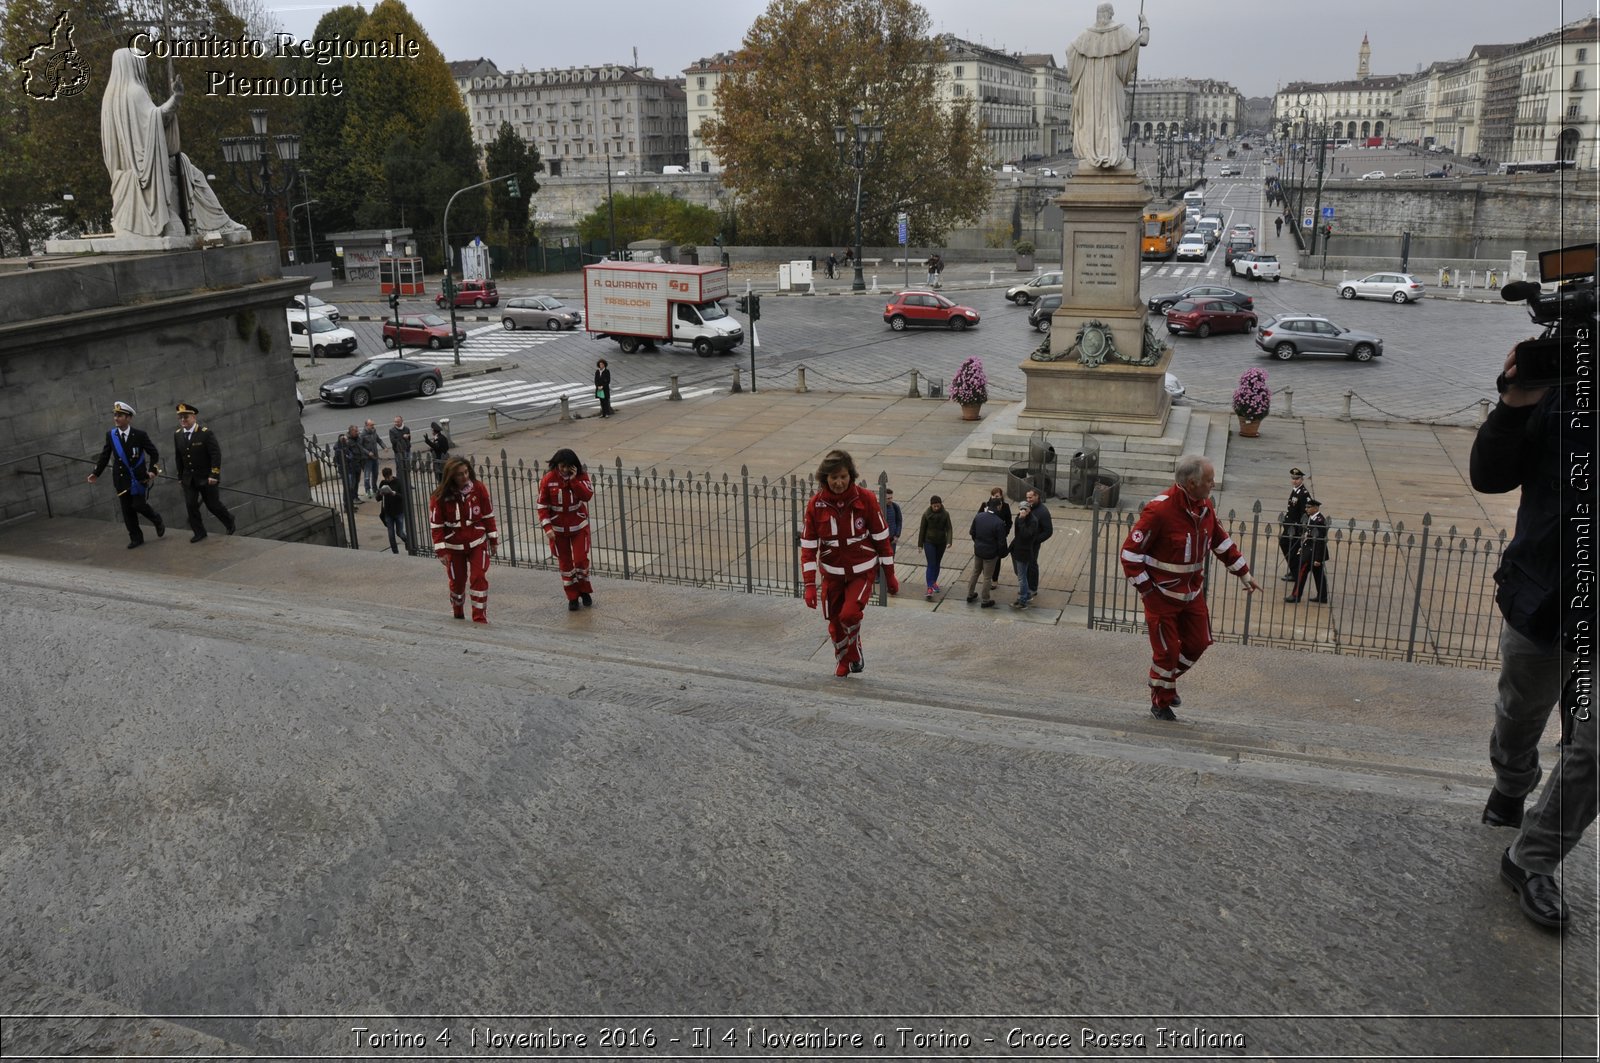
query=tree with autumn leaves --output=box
[699,0,991,247]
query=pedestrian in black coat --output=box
[595,359,614,417]
[172,402,235,542]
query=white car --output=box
[289,293,340,322]
[1217,165,1237,176]
[1005,270,1063,305]
[1175,233,1210,261]
[286,310,358,357]
[1338,272,1427,303]
[1359,170,1386,180]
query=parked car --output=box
[1028,293,1061,332]
[1338,272,1426,303]
[435,278,499,309]
[1164,298,1257,337]
[1394,169,1420,179]
[1004,270,1063,304]
[1175,233,1210,261]
[501,295,582,331]
[1147,285,1254,314]
[1230,251,1281,281]
[1425,169,1449,178]
[286,310,358,357]
[1255,313,1384,362]
[1359,170,1386,180]
[1222,235,1255,266]
[1037,167,1060,178]
[383,313,467,350]
[318,359,443,407]
[289,293,340,322]
[883,291,981,331]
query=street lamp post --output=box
[834,105,883,292]
[289,199,318,265]
[219,109,300,262]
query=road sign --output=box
[897,213,908,246]
[1321,206,1335,219]
[1302,217,1314,228]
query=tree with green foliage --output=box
[483,121,543,265]
[699,0,990,247]
[574,191,721,251]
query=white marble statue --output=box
[1065,3,1150,171]
[101,48,245,239]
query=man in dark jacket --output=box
[87,401,165,549]
[1009,500,1042,609]
[882,488,903,549]
[965,500,1008,607]
[172,402,235,542]
[1023,487,1053,596]
[1471,339,1594,932]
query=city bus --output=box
[1141,206,1185,260]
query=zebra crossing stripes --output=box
[423,377,717,413]
[1140,264,1217,279]
[397,324,565,365]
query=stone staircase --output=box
[940,400,1231,504]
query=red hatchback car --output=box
[383,313,468,350]
[436,279,499,309]
[1164,297,1258,338]
[883,290,981,331]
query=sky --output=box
[262,0,1598,99]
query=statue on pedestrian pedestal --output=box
[101,47,246,241]
[1065,3,1149,172]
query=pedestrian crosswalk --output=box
[1141,264,1223,280]
[399,324,566,365]
[422,376,718,414]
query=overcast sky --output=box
[263,0,1596,99]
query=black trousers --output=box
[1294,558,1327,600]
[183,481,234,535]
[118,491,162,543]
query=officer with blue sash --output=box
[87,401,165,549]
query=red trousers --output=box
[550,527,592,601]
[1143,596,1213,708]
[442,545,491,620]
[821,573,876,670]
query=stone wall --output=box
[0,244,335,543]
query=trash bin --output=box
[1093,472,1122,509]
[1067,443,1099,504]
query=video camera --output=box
[1499,242,1597,390]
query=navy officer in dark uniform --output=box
[1285,498,1329,603]
[172,401,236,542]
[87,400,165,549]
[1278,466,1310,581]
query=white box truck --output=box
[583,261,744,355]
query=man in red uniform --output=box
[536,447,596,611]
[1121,455,1260,720]
[430,457,499,622]
[800,450,898,677]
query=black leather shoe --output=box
[980,600,996,608]
[580,593,593,607]
[966,593,978,603]
[225,521,236,535]
[1312,596,1330,604]
[1280,573,1295,582]
[1501,849,1568,929]
[154,519,165,538]
[1482,788,1526,828]
[1150,703,1178,721]
[127,540,143,550]
[1171,694,1182,708]
[190,533,206,543]
[1284,595,1300,603]
[567,599,581,612]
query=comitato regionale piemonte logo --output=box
[20,10,90,101]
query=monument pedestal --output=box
[45,230,251,255]
[1019,346,1173,436]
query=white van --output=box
[1183,190,1205,211]
[286,310,358,358]
[662,165,689,174]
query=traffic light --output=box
[1322,223,1333,239]
[506,176,520,198]
[735,294,749,314]
[442,275,456,299]
[749,293,762,321]
[388,291,399,311]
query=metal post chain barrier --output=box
[558,395,571,423]
[1341,390,1353,421]
[670,374,682,401]
[1282,386,1294,418]
[989,268,995,284]
[1457,279,1467,298]
[871,274,878,292]
[486,406,500,440]
[1479,398,1492,423]
[796,366,808,394]
[907,369,921,398]
[730,365,742,393]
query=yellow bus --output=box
[1141,206,1185,260]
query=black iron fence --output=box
[1087,501,1507,669]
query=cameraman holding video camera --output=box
[1471,245,1597,932]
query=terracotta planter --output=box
[960,402,983,421]
[1238,415,1264,437]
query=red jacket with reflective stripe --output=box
[800,485,894,585]
[431,479,498,551]
[537,469,593,536]
[1120,485,1250,602]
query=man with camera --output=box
[1471,293,1595,931]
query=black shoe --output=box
[580,593,593,607]
[1171,694,1182,708]
[568,599,581,612]
[966,593,978,603]
[1284,595,1300,603]
[1482,788,1525,828]
[1280,573,1296,582]
[154,519,165,538]
[1150,703,1178,721]
[980,600,997,608]
[127,540,143,550]
[1501,849,1568,929]
[1312,597,1330,604]
[225,521,236,535]
[190,533,206,543]
[849,659,863,673]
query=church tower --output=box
[1357,33,1371,80]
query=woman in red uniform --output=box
[800,449,897,677]
[430,457,498,623]
[537,447,595,612]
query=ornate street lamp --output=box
[834,105,883,292]
[219,109,300,261]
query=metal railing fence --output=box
[1087,501,1507,669]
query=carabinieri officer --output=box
[172,401,236,542]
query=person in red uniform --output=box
[800,449,898,677]
[537,447,595,612]
[430,457,498,623]
[1121,455,1261,720]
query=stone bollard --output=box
[871,274,879,292]
[1479,398,1492,424]
[558,395,571,423]
[796,365,809,394]
[731,365,742,394]
[487,405,501,439]
[1457,279,1467,299]
[907,368,921,398]
[669,374,682,401]
[1340,389,1353,422]
[989,268,995,284]
[1281,387,1293,418]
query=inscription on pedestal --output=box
[1074,236,1120,293]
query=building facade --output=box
[934,36,1038,164]
[683,53,737,173]
[1129,78,1244,139]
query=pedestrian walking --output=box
[965,498,1008,607]
[1121,455,1261,720]
[424,421,451,481]
[594,359,614,417]
[1022,487,1052,596]
[1278,466,1310,580]
[172,402,236,542]
[358,419,385,498]
[1009,500,1042,609]
[1274,216,1283,238]
[429,457,498,623]
[389,415,412,464]
[978,487,1012,588]
[377,467,409,554]
[87,400,165,549]
[537,447,596,611]
[883,488,903,552]
[826,252,837,279]
[916,495,953,599]
[1284,498,1329,603]
[800,449,897,677]
[333,425,364,507]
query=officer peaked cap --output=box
[1289,467,1305,477]
[112,401,135,415]
[1306,498,1322,507]
[176,402,199,415]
